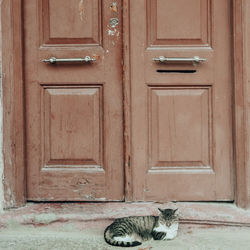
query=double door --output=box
[24,0,234,201]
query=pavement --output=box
[0,202,250,250]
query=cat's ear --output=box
[173,209,178,214]
[158,208,164,213]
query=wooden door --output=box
[130,0,234,201]
[24,0,124,201]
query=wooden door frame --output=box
[1,0,250,208]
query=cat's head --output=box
[158,208,178,226]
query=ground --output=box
[1,202,250,250]
[0,224,250,250]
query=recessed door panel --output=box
[41,0,101,45]
[42,86,103,167]
[148,0,211,46]
[149,87,211,170]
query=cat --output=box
[104,208,179,247]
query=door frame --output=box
[1,0,250,208]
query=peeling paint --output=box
[107,16,120,47]
[79,0,85,21]
[108,28,117,36]
[93,197,106,201]
[110,2,118,13]
[83,194,94,200]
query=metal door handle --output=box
[42,56,96,64]
[153,56,206,64]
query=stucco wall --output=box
[0,1,4,212]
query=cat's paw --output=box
[163,233,177,240]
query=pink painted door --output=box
[24,0,124,201]
[130,0,234,201]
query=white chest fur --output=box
[153,222,179,240]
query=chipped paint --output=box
[108,28,117,36]
[110,2,118,13]
[92,54,101,61]
[83,193,106,201]
[107,16,120,44]
[93,197,106,201]
[79,0,85,21]
[107,26,120,39]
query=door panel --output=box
[148,0,210,46]
[42,87,103,167]
[149,87,211,168]
[41,0,101,44]
[24,0,123,201]
[130,0,234,201]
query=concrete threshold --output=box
[0,202,250,229]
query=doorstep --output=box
[0,202,250,229]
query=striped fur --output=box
[104,208,178,247]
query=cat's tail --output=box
[104,226,142,247]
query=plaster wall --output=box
[0,1,4,212]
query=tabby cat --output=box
[104,208,179,247]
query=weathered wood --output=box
[123,0,133,201]
[233,0,250,208]
[130,0,234,201]
[2,0,25,208]
[1,0,250,207]
[24,0,124,201]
